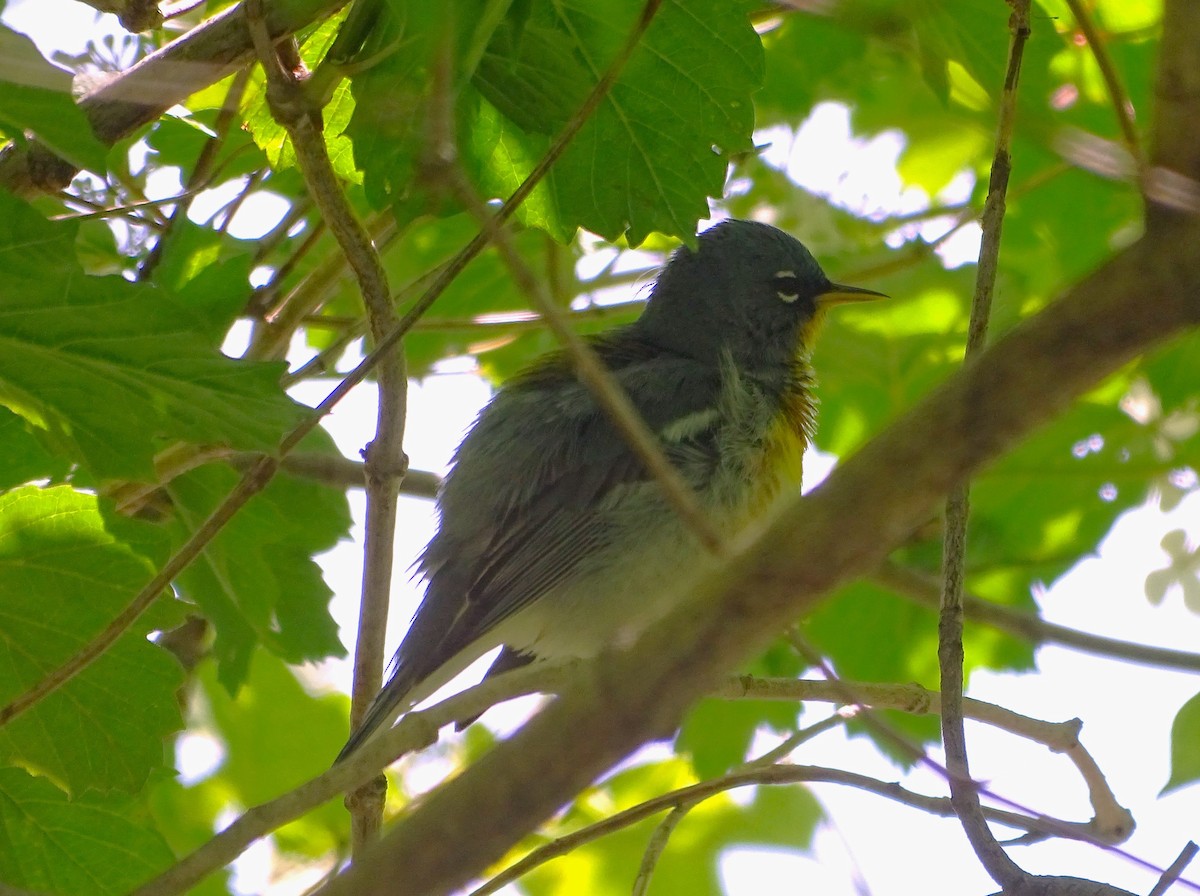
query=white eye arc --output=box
[774,269,800,303]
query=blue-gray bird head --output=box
[634,219,884,374]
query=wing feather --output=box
[391,334,723,692]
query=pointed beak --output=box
[816,282,888,307]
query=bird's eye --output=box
[774,270,801,303]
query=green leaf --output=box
[969,397,1162,587]
[463,0,763,244]
[0,192,304,480]
[144,109,267,181]
[167,431,350,691]
[243,14,361,184]
[197,650,348,854]
[676,699,799,780]
[0,406,67,489]
[1163,691,1200,795]
[144,773,230,896]
[0,487,183,795]
[0,768,175,896]
[345,0,510,217]
[0,26,108,173]
[1141,328,1200,412]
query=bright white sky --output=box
[6,2,1200,894]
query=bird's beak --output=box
[816,282,888,307]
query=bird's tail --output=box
[334,671,415,764]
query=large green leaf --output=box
[0,406,66,490]
[0,192,305,480]
[167,431,350,692]
[0,487,183,795]
[0,768,174,896]
[463,0,762,244]
[345,0,515,218]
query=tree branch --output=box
[1147,0,1200,229]
[1063,0,1144,174]
[715,677,1132,844]
[876,560,1200,674]
[0,0,350,196]
[473,764,1129,896]
[245,0,406,849]
[939,3,1031,888]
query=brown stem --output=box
[245,0,405,849]
[939,3,1031,889]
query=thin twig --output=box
[876,560,1200,674]
[138,69,251,281]
[716,675,1133,843]
[246,0,406,850]
[939,3,1031,889]
[1063,0,1144,173]
[227,452,440,498]
[1148,842,1199,896]
[127,659,577,896]
[715,677,1079,748]
[630,806,688,896]
[628,711,847,894]
[0,456,279,729]
[469,763,1120,896]
[53,185,208,223]
[249,213,396,360]
[212,168,265,238]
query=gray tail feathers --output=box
[334,672,414,764]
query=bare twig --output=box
[876,560,1200,674]
[228,452,440,497]
[249,213,396,360]
[127,659,576,896]
[716,675,1133,843]
[939,3,1031,889]
[1148,842,1199,896]
[470,763,1126,896]
[627,712,845,896]
[138,69,251,280]
[246,0,405,849]
[1063,0,1144,174]
[630,805,688,896]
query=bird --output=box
[337,218,885,761]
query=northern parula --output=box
[338,219,884,760]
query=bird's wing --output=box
[394,337,724,694]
